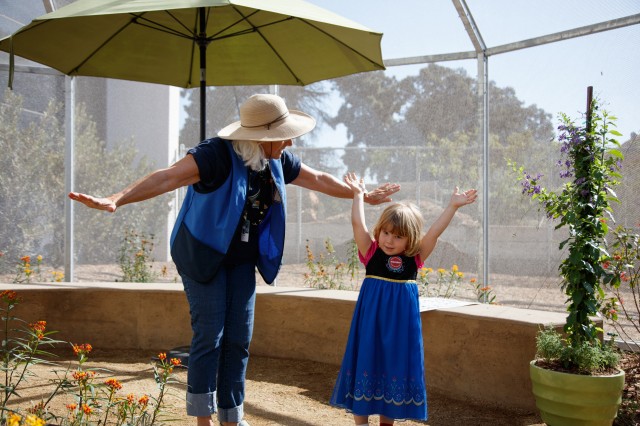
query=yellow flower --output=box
[36,255,43,262]
[24,414,45,426]
[457,272,464,278]
[426,267,433,273]
[7,413,22,426]
[437,268,446,274]
[451,264,459,272]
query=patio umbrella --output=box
[0,0,384,141]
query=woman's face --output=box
[377,226,409,256]
[260,139,293,159]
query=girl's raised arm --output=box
[343,172,374,256]
[419,187,477,262]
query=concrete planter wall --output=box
[0,283,578,413]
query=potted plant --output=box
[512,87,626,425]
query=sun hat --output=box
[217,94,316,142]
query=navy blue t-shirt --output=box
[187,138,302,263]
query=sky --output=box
[309,0,640,144]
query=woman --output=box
[69,94,400,426]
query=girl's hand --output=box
[343,172,367,195]
[449,187,478,208]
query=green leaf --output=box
[607,148,623,158]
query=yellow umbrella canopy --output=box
[0,0,385,139]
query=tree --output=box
[0,92,169,269]
[331,64,557,224]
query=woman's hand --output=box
[68,192,118,212]
[363,182,401,205]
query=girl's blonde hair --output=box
[232,140,268,171]
[372,202,424,257]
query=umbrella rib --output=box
[206,10,262,42]
[208,16,293,42]
[299,18,385,69]
[228,8,302,83]
[70,13,195,75]
[131,12,197,41]
[70,18,135,74]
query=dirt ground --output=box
[2,261,628,425]
[9,348,543,426]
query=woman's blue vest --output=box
[169,141,286,285]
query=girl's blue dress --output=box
[330,242,427,421]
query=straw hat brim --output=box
[217,110,316,142]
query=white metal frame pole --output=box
[452,0,489,295]
[64,76,75,282]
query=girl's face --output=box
[377,226,409,256]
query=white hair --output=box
[232,140,268,171]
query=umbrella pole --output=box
[199,7,206,142]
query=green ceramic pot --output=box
[529,360,625,426]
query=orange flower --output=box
[158,352,167,361]
[21,255,31,263]
[72,370,96,383]
[470,278,477,284]
[72,343,93,356]
[81,404,92,415]
[29,321,46,339]
[105,378,123,391]
[30,320,46,331]
[138,395,149,406]
[126,393,135,404]
[170,357,182,366]
[0,290,18,301]
[27,402,45,414]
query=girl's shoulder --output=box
[358,240,378,265]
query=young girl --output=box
[330,172,477,425]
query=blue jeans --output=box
[181,262,256,423]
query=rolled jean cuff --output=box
[186,391,217,417]
[218,404,244,423]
